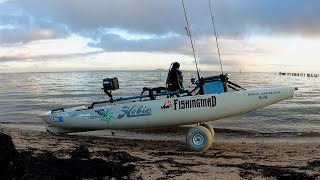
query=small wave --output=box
[296,132,320,137]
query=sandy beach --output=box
[1,125,320,179]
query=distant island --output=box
[154,68,166,71]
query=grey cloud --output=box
[91,33,187,53]
[18,0,186,35]
[17,0,320,37]
[0,26,67,44]
[88,31,226,66]
[2,0,320,46]
[1,0,320,68]
[0,51,103,62]
[0,1,69,44]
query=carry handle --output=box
[51,108,64,114]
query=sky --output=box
[0,0,320,73]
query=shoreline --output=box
[1,125,320,179]
[2,122,320,139]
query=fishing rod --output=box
[207,0,224,74]
[181,0,201,82]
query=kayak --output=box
[39,74,297,152]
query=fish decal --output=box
[161,100,173,110]
[95,108,115,123]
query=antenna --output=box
[207,0,224,74]
[181,0,201,81]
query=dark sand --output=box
[1,125,320,179]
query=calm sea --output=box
[0,71,319,135]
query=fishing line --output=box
[181,0,201,81]
[207,0,224,74]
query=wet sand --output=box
[1,125,320,179]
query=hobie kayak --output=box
[39,74,297,152]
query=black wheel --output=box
[200,123,215,147]
[186,126,213,152]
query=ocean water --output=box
[0,70,319,134]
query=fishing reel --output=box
[191,76,197,84]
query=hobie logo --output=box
[118,105,152,119]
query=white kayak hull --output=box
[39,86,296,134]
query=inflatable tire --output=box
[200,123,215,146]
[186,126,213,152]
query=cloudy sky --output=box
[1,0,320,73]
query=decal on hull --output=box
[118,105,152,119]
[50,116,64,122]
[174,96,216,110]
[161,100,173,110]
[95,108,115,123]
